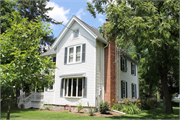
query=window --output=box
[53,57,56,65]
[73,29,79,38]
[63,78,84,97]
[121,57,127,72]
[64,44,86,64]
[131,83,137,99]
[121,80,127,98]
[131,63,136,76]
[49,81,54,90]
[50,57,56,65]
[68,46,81,63]
[69,47,74,63]
[76,46,81,62]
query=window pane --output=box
[78,78,82,96]
[68,79,72,96]
[69,48,74,63]
[65,79,67,96]
[74,30,79,38]
[123,82,125,97]
[76,46,81,62]
[73,78,77,97]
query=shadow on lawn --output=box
[106,107,179,119]
[1,108,37,119]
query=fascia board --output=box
[52,16,97,49]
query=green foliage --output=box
[77,101,84,113]
[0,11,55,115]
[89,106,95,116]
[17,0,62,52]
[86,0,179,113]
[112,99,141,115]
[1,107,179,119]
[39,101,45,110]
[20,104,24,108]
[17,0,62,24]
[45,104,52,110]
[1,0,17,34]
[99,101,109,114]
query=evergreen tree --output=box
[17,0,62,52]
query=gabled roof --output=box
[51,15,107,49]
[118,48,139,65]
[74,16,106,42]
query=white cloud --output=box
[76,8,86,19]
[98,18,105,24]
[46,2,70,24]
[87,0,93,2]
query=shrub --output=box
[77,101,83,113]
[89,107,95,116]
[45,104,51,110]
[138,99,151,110]
[112,103,122,111]
[39,101,44,110]
[99,101,109,114]
[121,104,141,114]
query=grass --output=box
[1,107,179,120]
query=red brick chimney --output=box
[104,20,116,107]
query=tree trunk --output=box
[7,100,11,120]
[161,75,173,113]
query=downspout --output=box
[103,42,109,103]
[104,42,109,49]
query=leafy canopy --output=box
[86,0,179,113]
[0,11,56,101]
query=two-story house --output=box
[17,15,139,110]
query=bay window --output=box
[64,78,83,97]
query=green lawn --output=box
[1,107,179,120]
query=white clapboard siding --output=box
[95,41,104,106]
[119,58,139,99]
[53,21,96,107]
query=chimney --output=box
[104,19,116,107]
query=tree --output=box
[17,0,62,52]
[0,11,55,119]
[86,0,179,113]
[1,0,16,34]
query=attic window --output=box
[73,29,79,38]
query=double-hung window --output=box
[121,57,127,72]
[64,44,86,64]
[68,45,81,63]
[131,63,136,76]
[121,80,127,98]
[131,83,137,99]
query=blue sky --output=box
[46,0,106,38]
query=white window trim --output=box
[63,77,84,98]
[67,44,82,64]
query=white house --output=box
[17,15,139,109]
